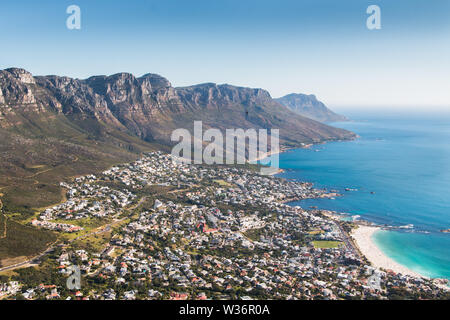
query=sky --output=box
[0,0,449,111]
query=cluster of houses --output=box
[0,281,62,300]
[31,219,83,233]
[33,177,136,232]
[0,281,20,298]
[4,152,448,300]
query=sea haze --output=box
[281,111,450,279]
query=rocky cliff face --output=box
[1,68,355,147]
[276,93,348,123]
[0,68,37,106]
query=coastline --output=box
[351,225,425,278]
[257,126,450,287]
[321,211,427,279]
[258,143,436,280]
[251,149,282,162]
[250,149,285,175]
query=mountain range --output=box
[0,67,355,216]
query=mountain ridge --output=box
[0,68,356,145]
[276,93,348,123]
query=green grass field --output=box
[312,240,343,249]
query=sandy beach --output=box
[351,225,425,278]
[248,150,284,175]
[250,149,282,162]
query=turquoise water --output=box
[279,112,450,279]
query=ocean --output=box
[278,111,450,280]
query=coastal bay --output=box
[276,112,450,280]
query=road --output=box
[0,197,59,273]
[336,222,363,260]
[0,241,59,273]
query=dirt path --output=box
[25,168,53,179]
[25,156,80,179]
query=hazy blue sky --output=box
[0,0,449,110]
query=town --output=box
[1,152,448,300]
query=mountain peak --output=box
[139,73,172,90]
[276,93,348,123]
[3,67,35,84]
